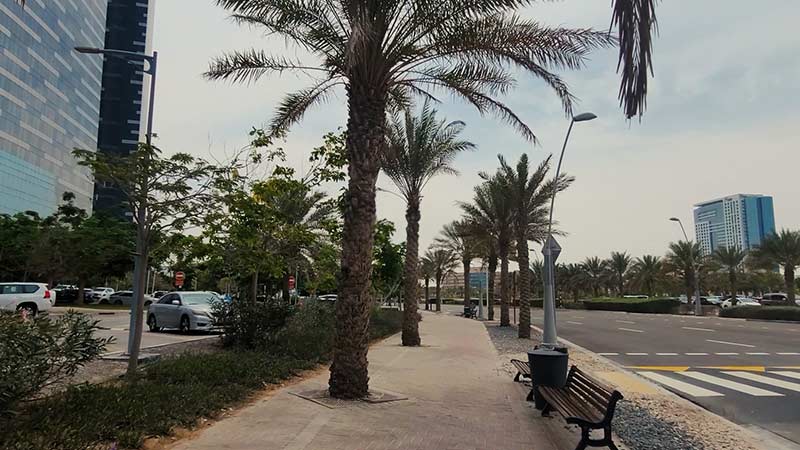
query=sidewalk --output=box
[172,312,568,450]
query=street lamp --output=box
[541,112,597,347]
[75,46,158,364]
[669,217,703,316]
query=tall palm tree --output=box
[460,175,514,326]
[630,255,662,297]
[498,154,570,338]
[557,263,585,301]
[581,256,607,298]
[209,0,657,399]
[608,251,632,297]
[437,220,477,314]
[382,103,473,346]
[425,248,458,312]
[419,255,436,311]
[712,246,747,300]
[752,230,800,304]
[666,241,704,303]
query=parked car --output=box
[759,293,798,306]
[721,297,761,308]
[690,296,722,306]
[151,291,167,299]
[92,287,115,303]
[317,294,337,302]
[0,283,54,316]
[108,291,155,306]
[52,287,95,305]
[147,291,221,333]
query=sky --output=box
[150,1,800,264]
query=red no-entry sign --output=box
[175,271,185,287]
[288,275,296,290]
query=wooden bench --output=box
[538,365,623,450]
[510,359,532,382]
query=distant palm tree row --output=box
[541,230,800,305]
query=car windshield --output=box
[181,293,217,305]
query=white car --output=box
[92,287,115,303]
[721,297,761,308]
[147,291,220,333]
[0,282,54,316]
[317,294,337,302]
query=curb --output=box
[530,324,799,450]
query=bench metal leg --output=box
[574,427,589,450]
[541,402,553,417]
[526,388,534,402]
[514,372,521,382]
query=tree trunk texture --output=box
[424,279,430,310]
[436,276,442,312]
[126,237,149,376]
[463,258,471,313]
[251,271,259,303]
[488,252,497,321]
[785,266,796,304]
[401,196,421,346]
[517,235,531,339]
[499,239,510,326]
[282,271,290,303]
[329,77,386,399]
[77,277,87,305]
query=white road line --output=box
[745,352,770,356]
[597,352,619,356]
[706,339,755,348]
[626,352,649,356]
[616,320,636,324]
[618,327,644,333]
[685,352,709,356]
[638,371,723,397]
[679,372,783,397]
[724,372,800,393]
[777,352,800,356]
[656,353,679,356]
[682,326,714,332]
[566,321,584,325]
[715,352,739,356]
[771,371,800,381]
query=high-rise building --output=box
[0,0,108,216]
[693,194,776,255]
[94,0,155,217]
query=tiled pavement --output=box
[172,312,572,450]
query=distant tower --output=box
[693,194,776,255]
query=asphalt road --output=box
[436,304,800,445]
[50,307,215,354]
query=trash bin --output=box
[528,346,569,409]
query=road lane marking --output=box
[656,353,679,356]
[566,321,584,325]
[700,366,765,372]
[616,320,636,324]
[682,326,714,332]
[638,371,723,397]
[626,352,649,356]
[618,327,644,333]
[632,366,689,372]
[777,352,800,356]
[771,371,800,380]
[745,352,770,355]
[715,353,739,355]
[724,371,800,392]
[597,352,619,356]
[706,339,755,348]
[685,352,709,356]
[679,372,783,396]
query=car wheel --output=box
[16,303,37,318]
[179,315,191,334]
[113,300,123,306]
[147,314,161,332]
[99,299,108,305]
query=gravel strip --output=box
[484,322,760,450]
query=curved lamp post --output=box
[670,217,703,316]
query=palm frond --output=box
[205,50,329,83]
[612,0,658,119]
[269,78,344,137]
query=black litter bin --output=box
[528,346,569,409]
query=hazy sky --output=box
[150,1,800,264]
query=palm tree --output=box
[498,155,571,338]
[630,255,662,297]
[608,251,631,297]
[557,263,585,301]
[208,0,657,399]
[581,256,607,298]
[712,246,747,300]
[752,230,800,304]
[382,103,473,346]
[530,259,545,300]
[460,175,514,326]
[419,256,436,311]
[425,248,458,312]
[666,241,704,304]
[437,220,477,314]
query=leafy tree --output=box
[0,212,41,281]
[419,256,436,311]
[608,251,631,296]
[68,215,135,303]
[436,220,477,313]
[666,241,704,303]
[712,246,747,300]
[208,0,657,399]
[382,103,472,345]
[630,255,662,297]
[372,219,405,302]
[751,230,800,304]
[556,263,585,301]
[424,248,458,312]
[75,144,219,375]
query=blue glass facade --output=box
[693,194,776,255]
[0,0,108,216]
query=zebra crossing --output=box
[637,369,800,398]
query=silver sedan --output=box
[146,291,219,333]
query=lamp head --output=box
[573,112,597,122]
[669,217,680,222]
[74,46,103,54]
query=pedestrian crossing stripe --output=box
[724,371,800,393]
[628,365,800,372]
[679,372,783,396]
[638,371,723,397]
[636,370,800,398]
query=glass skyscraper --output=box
[0,0,108,215]
[693,194,776,255]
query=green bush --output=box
[212,299,293,349]
[280,301,336,361]
[720,306,800,321]
[581,297,680,314]
[0,311,111,416]
[369,307,403,340]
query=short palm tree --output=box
[419,255,436,311]
[667,241,704,303]
[630,255,662,297]
[608,251,632,296]
[497,155,571,338]
[712,246,747,300]
[557,263,585,301]
[581,256,607,298]
[425,247,458,312]
[209,0,658,399]
[752,230,800,304]
[460,175,514,326]
[382,102,473,346]
[436,220,478,313]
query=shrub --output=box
[581,297,680,314]
[720,306,800,321]
[212,299,293,349]
[369,307,403,340]
[280,301,336,361]
[0,311,111,416]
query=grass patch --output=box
[720,306,800,321]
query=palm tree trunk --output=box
[424,278,430,310]
[77,277,87,305]
[517,235,531,339]
[401,196,421,346]
[488,251,497,321]
[785,265,796,305]
[435,275,442,312]
[462,258,471,314]
[251,271,258,303]
[329,81,386,399]
[499,238,510,326]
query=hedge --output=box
[720,306,800,321]
[581,297,681,314]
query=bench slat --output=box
[539,387,603,423]
[567,378,610,413]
